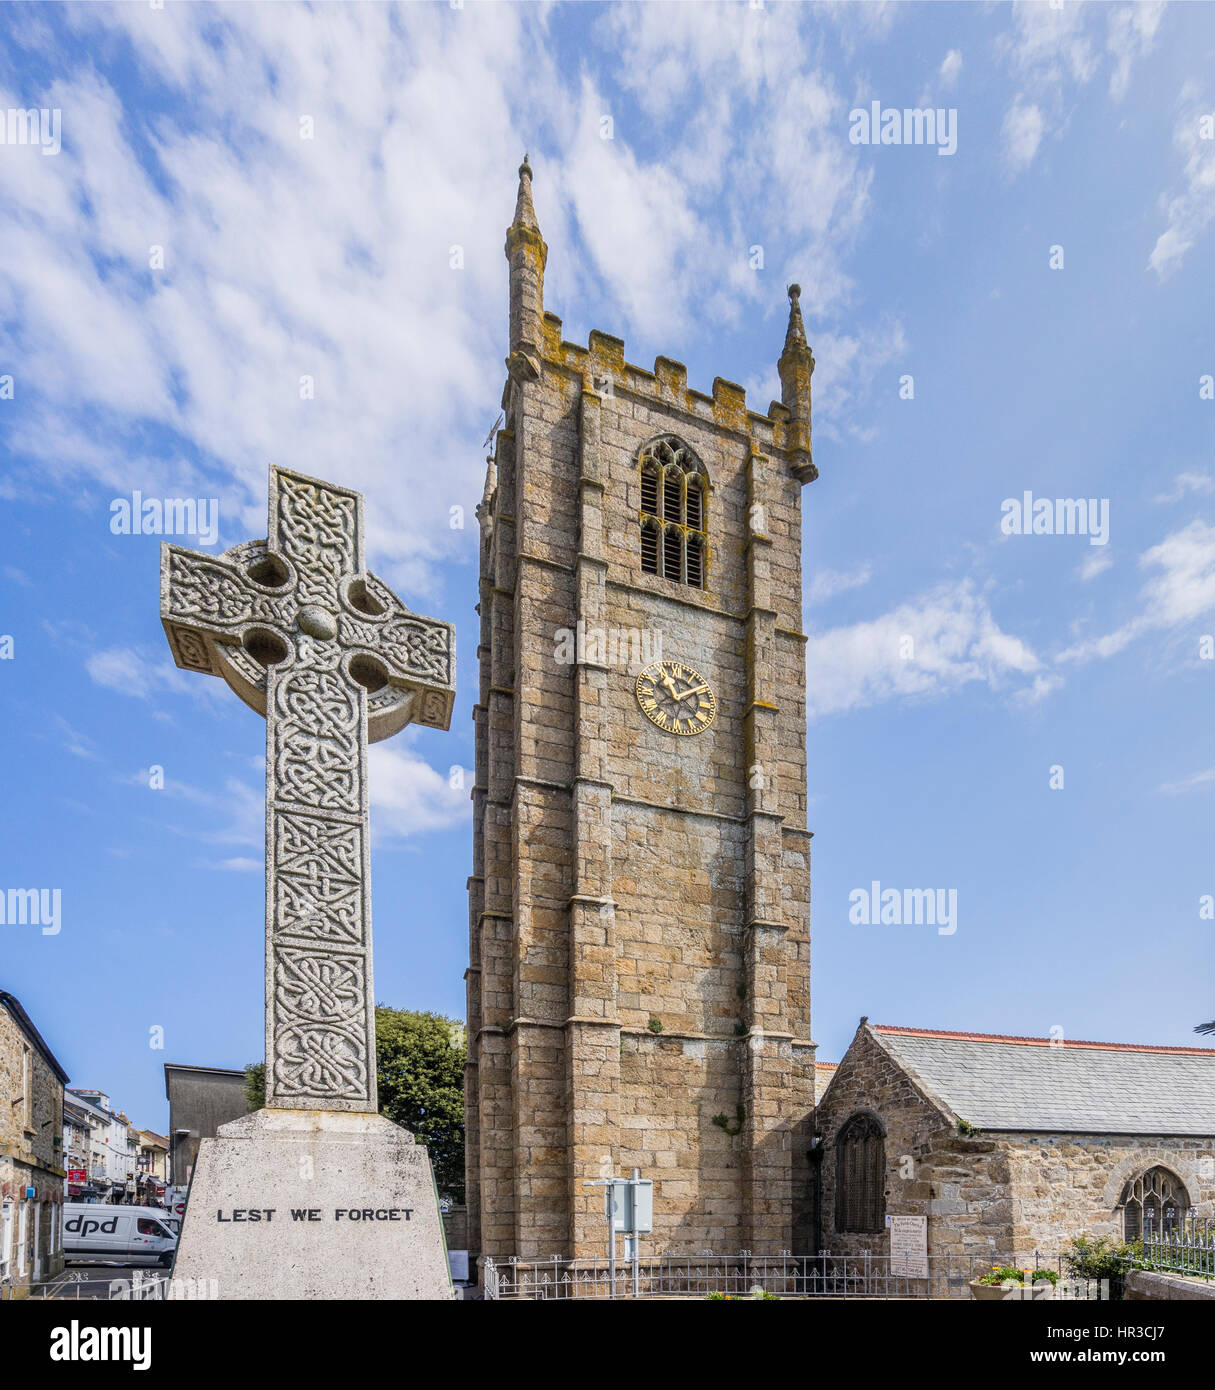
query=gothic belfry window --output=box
[836,1113,885,1233]
[1121,1166,1189,1241]
[638,437,707,588]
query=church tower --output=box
[465,158,817,1269]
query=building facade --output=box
[0,992,68,1295]
[163,1063,251,1185]
[135,1130,169,1204]
[67,1090,137,1202]
[465,159,818,1267]
[62,1096,98,1201]
[814,1022,1215,1264]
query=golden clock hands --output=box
[659,671,681,700]
[675,683,710,702]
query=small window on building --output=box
[637,437,708,589]
[836,1113,885,1233]
[1121,1166,1189,1241]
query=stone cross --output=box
[160,465,455,1113]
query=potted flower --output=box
[969,1265,1058,1300]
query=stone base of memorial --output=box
[170,1108,454,1300]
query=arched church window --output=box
[836,1112,885,1233]
[1120,1166,1189,1241]
[638,437,708,589]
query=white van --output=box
[62,1204,178,1268]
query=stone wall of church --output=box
[814,1025,1014,1263]
[1005,1135,1215,1262]
[815,1026,1215,1269]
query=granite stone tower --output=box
[465,158,817,1270]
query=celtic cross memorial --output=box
[161,465,457,1299]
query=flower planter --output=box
[969,1279,1055,1301]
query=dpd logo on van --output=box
[65,1213,119,1238]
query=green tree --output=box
[243,1006,466,1202]
[243,1061,266,1110]
[375,1007,466,1203]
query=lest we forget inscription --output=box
[161,466,457,1299]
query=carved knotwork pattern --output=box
[377,615,453,685]
[274,811,363,944]
[171,626,211,672]
[277,473,358,608]
[165,549,291,631]
[419,689,448,726]
[273,948,368,1101]
[272,642,363,815]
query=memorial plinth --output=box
[171,1110,452,1299]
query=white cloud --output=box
[921,48,963,105]
[1157,767,1215,797]
[1078,550,1114,582]
[369,743,471,839]
[806,563,873,605]
[1059,520,1215,662]
[0,4,556,601]
[1106,1,1165,102]
[1150,88,1215,279]
[53,716,101,761]
[1154,471,1215,504]
[0,1,894,594]
[85,645,199,702]
[939,49,963,89]
[599,1,875,327]
[1001,2,1099,90]
[804,579,1045,719]
[789,319,907,440]
[1002,99,1045,173]
[996,3,1161,175]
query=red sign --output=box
[67,1169,87,1184]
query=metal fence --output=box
[1,1268,170,1301]
[1143,1216,1215,1280]
[483,1252,1112,1300]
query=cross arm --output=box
[160,542,292,678]
[339,575,456,737]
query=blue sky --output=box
[1,1,1213,1132]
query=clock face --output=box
[635,660,717,737]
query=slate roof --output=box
[870,1025,1215,1137]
